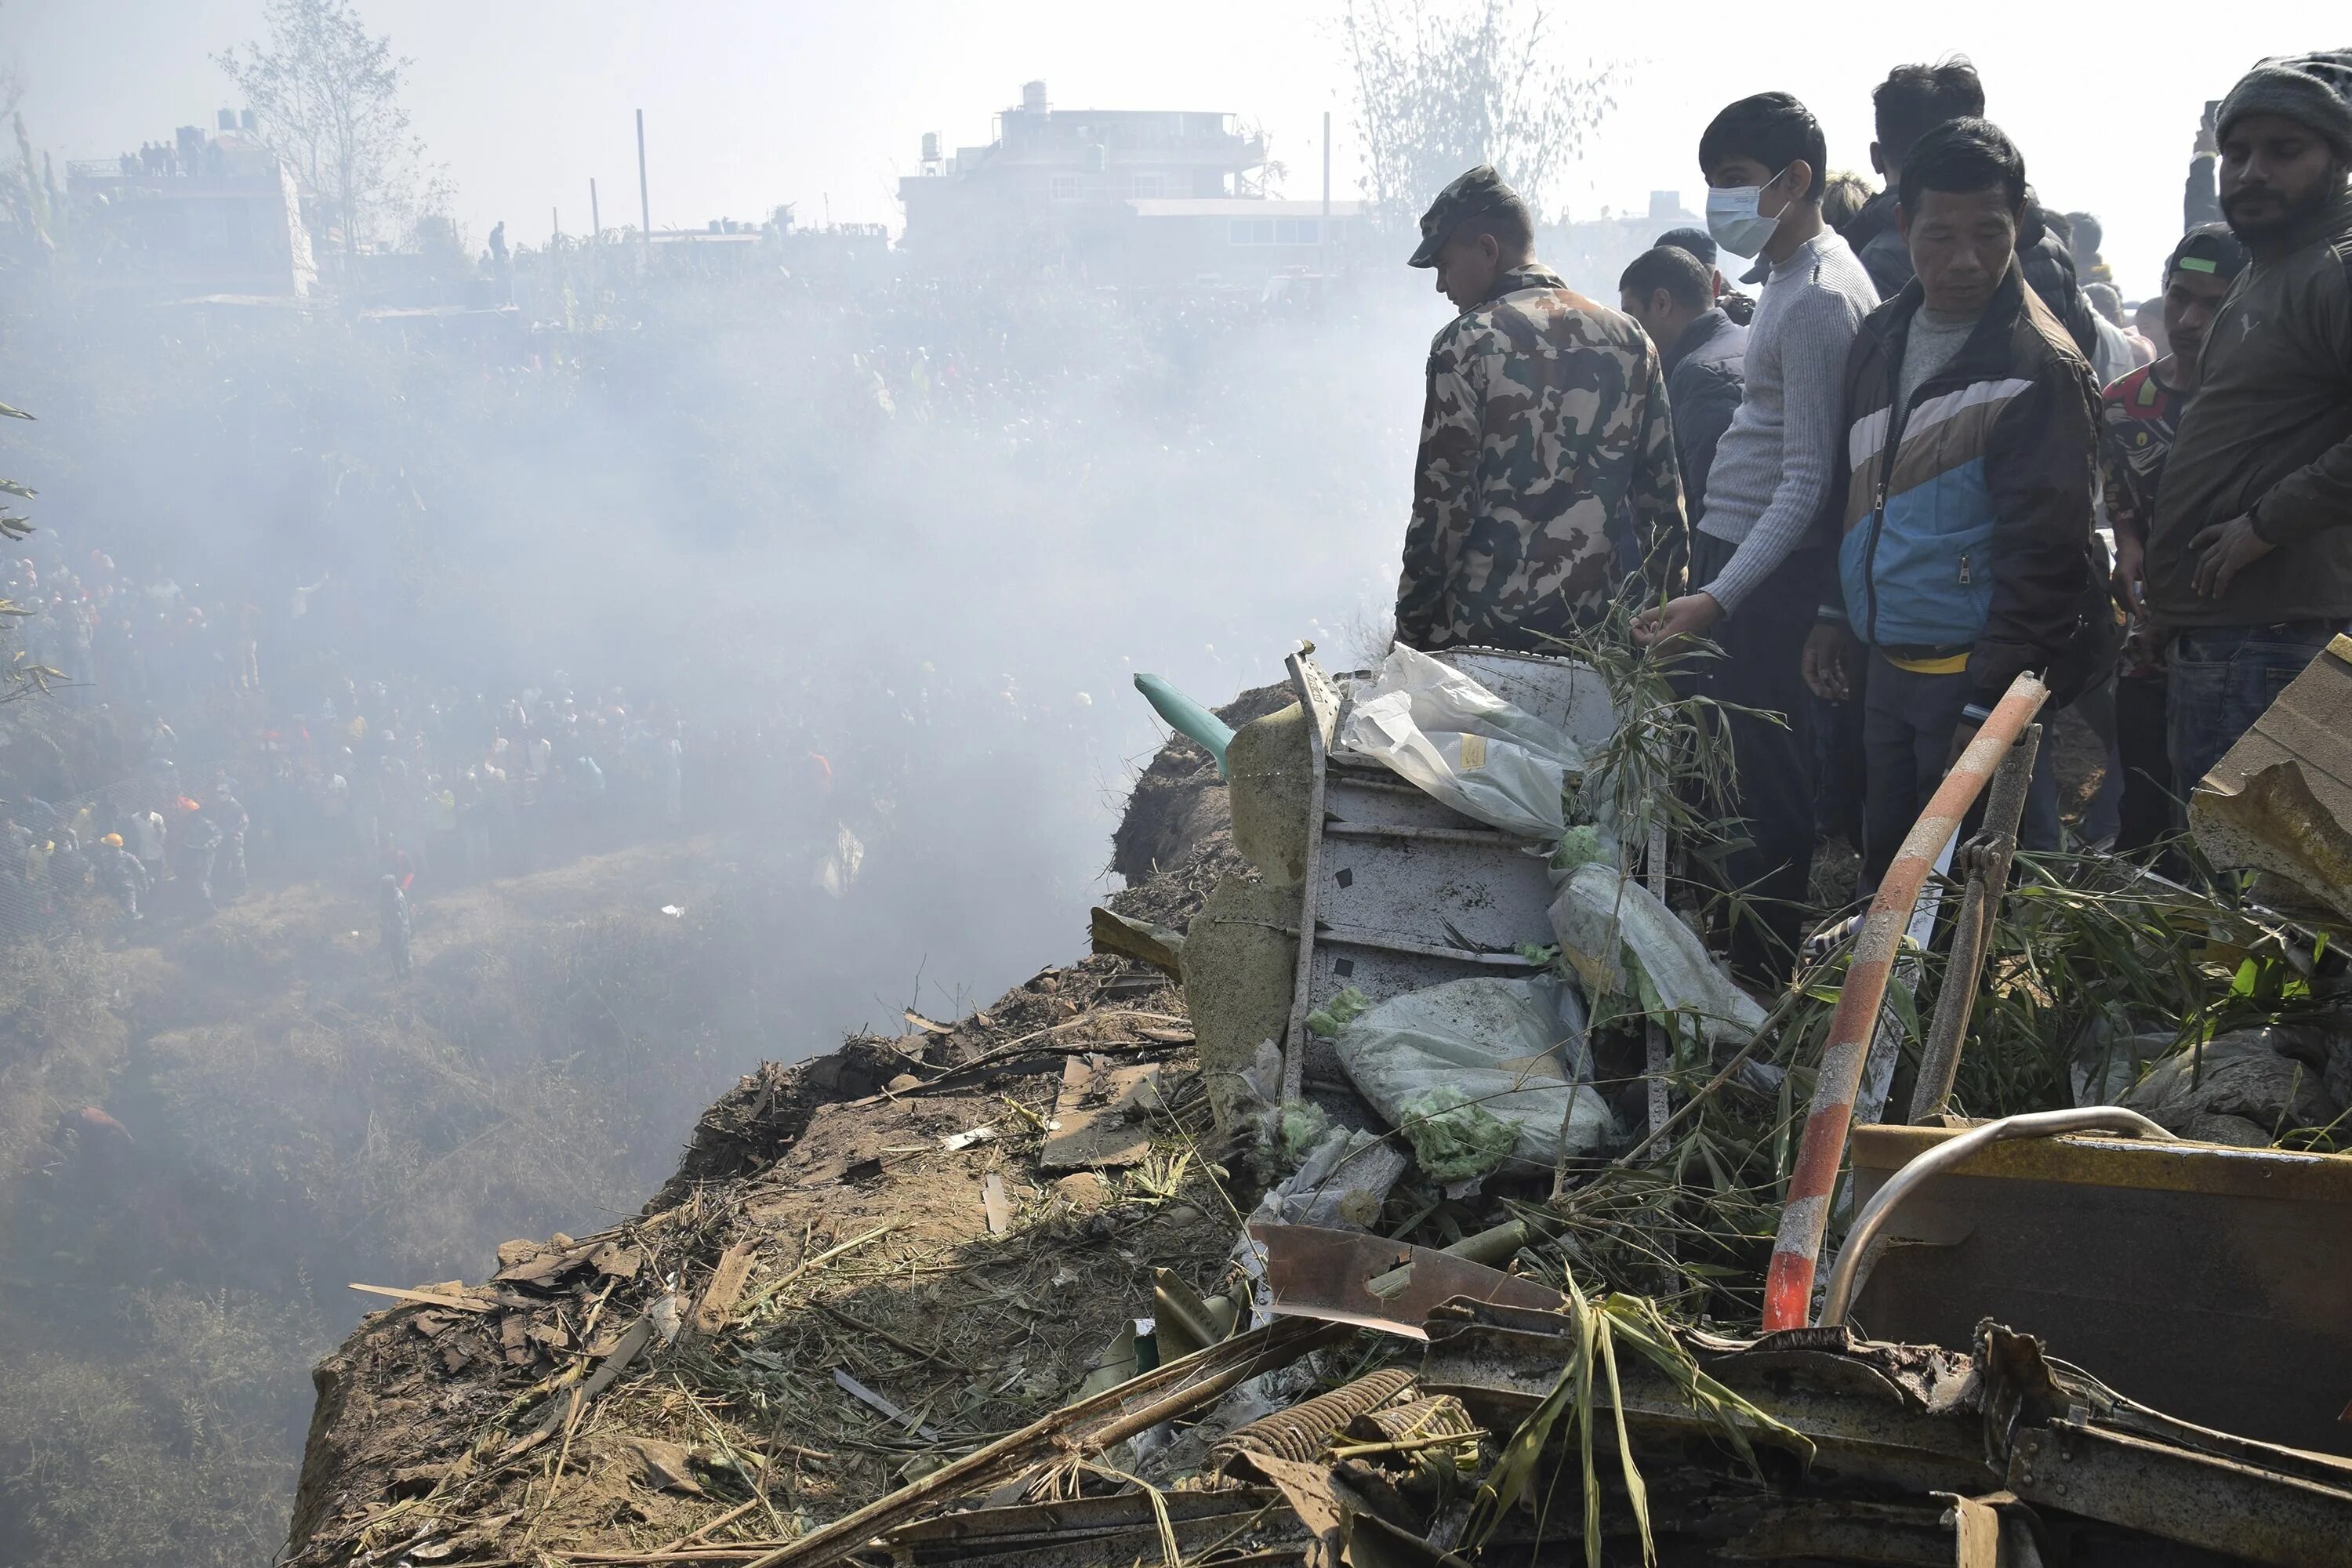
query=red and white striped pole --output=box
[1761,671,2050,1332]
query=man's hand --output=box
[1947,720,1981,771]
[2189,514,2274,599]
[1632,590,1722,648]
[1801,622,1852,700]
[2111,531,2145,611]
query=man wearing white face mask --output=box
[1633,91,1878,986]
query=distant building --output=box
[64,113,317,300]
[898,81,1366,289]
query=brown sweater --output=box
[2147,186,2352,629]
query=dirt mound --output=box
[278,696,1319,1564]
[281,948,1240,1564]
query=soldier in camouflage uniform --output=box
[1395,165,1686,653]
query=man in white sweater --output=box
[1635,92,1879,984]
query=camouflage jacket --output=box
[1395,265,1686,652]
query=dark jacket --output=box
[1661,307,1748,521]
[2016,208,2102,363]
[1845,189,1913,303]
[2146,187,2352,629]
[1818,262,2117,712]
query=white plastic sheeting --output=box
[1548,862,1766,1049]
[1336,645,1584,841]
[1331,975,1614,1171]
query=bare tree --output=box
[1341,0,1617,227]
[216,0,427,259]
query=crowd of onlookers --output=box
[1396,49,2352,983]
[0,524,700,938]
[0,238,1345,953]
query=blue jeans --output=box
[2165,622,2342,802]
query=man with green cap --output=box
[2143,49,2352,796]
[2102,223,2249,851]
[1393,165,1685,654]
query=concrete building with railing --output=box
[898,81,1367,290]
[64,111,317,302]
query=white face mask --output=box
[1706,165,1791,258]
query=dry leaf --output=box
[619,1434,706,1496]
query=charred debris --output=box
[286,637,2352,1568]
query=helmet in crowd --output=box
[102,833,123,847]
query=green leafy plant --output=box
[1463,1270,1809,1565]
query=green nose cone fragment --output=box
[1133,673,1234,777]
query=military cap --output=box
[1409,164,1519,268]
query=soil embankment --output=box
[276,700,1266,1565]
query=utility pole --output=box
[1320,110,1331,283]
[551,205,561,241]
[636,108,652,251]
[590,177,601,241]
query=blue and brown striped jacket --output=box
[1818,262,2115,712]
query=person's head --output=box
[1822,169,1874,233]
[1698,93,1827,256]
[2159,223,2249,370]
[2063,210,2103,265]
[2215,52,2352,245]
[1898,117,2027,315]
[1408,164,1537,313]
[1617,245,1715,348]
[1871,58,1986,182]
[2132,296,2169,357]
[1654,227,1728,299]
[2085,281,2124,325]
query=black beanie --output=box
[2217,49,2352,164]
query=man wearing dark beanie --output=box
[2143,49,2352,798]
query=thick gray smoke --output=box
[0,233,1457,1563]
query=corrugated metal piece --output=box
[1212,1366,1417,1463]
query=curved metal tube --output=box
[1764,671,2051,1331]
[1818,1106,2179,1329]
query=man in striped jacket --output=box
[1801,118,2116,888]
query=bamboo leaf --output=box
[1595,1311,1655,1567]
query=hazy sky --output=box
[6,1,2347,296]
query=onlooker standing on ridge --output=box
[1635,93,1878,984]
[1619,245,1748,522]
[2143,50,2352,796]
[2102,225,2249,853]
[1848,60,1986,299]
[379,873,413,981]
[1803,118,2115,890]
[1393,165,1686,654]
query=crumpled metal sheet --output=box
[2189,634,2352,924]
[1246,1222,1560,1339]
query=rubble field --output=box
[281,673,2352,1568]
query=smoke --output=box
[0,245,1459,1561]
[12,257,1439,1028]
